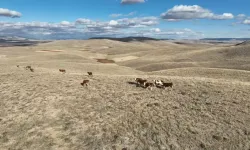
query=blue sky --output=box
[0,0,250,39]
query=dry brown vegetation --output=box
[0,39,250,149]
[37,50,63,52]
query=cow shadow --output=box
[156,85,165,89]
[127,81,137,85]
[127,81,145,88]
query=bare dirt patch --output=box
[97,58,115,63]
[113,56,139,62]
[0,55,6,58]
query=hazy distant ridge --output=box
[89,36,163,42]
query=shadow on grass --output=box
[127,81,137,85]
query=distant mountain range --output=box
[0,36,50,47]
[89,36,167,42]
[90,37,250,43]
[201,38,250,41]
[1,35,250,43]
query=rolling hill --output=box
[0,39,249,149]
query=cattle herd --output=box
[17,65,173,90]
[135,78,173,90]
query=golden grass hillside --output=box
[0,40,250,149]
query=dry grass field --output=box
[0,39,250,150]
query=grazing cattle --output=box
[154,80,164,86]
[25,66,32,70]
[59,69,66,73]
[81,80,90,86]
[30,68,34,72]
[17,65,19,68]
[162,82,173,89]
[135,78,143,82]
[87,72,93,76]
[144,82,155,90]
[154,80,173,89]
[135,78,147,87]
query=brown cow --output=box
[59,69,66,73]
[25,66,32,70]
[135,78,147,87]
[81,80,90,86]
[30,68,34,72]
[87,72,93,76]
[144,82,155,90]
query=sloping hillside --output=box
[0,70,250,150]
[0,39,250,149]
[113,41,250,72]
[235,40,250,46]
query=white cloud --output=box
[110,11,137,18]
[0,21,203,39]
[161,5,234,21]
[126,11,137,16]
[109,20,118,26]
[150,28,161,33]
[0,8,21,18]
[116,16,159,27]
[166,19,179,22]
[183,28,192,32]
[75,18,92,25]
[212,13,234,20]
[0,14,204,39]
[60,21,71,26]
[0,16,160,39]
[236,14,246,20]
[76,16,158,29]
[133,28,204,39]
[0,21,83,39]
[121,0,145,4]
[243,19,250,25]
[110,14,123,18]
[231,14,248,26]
